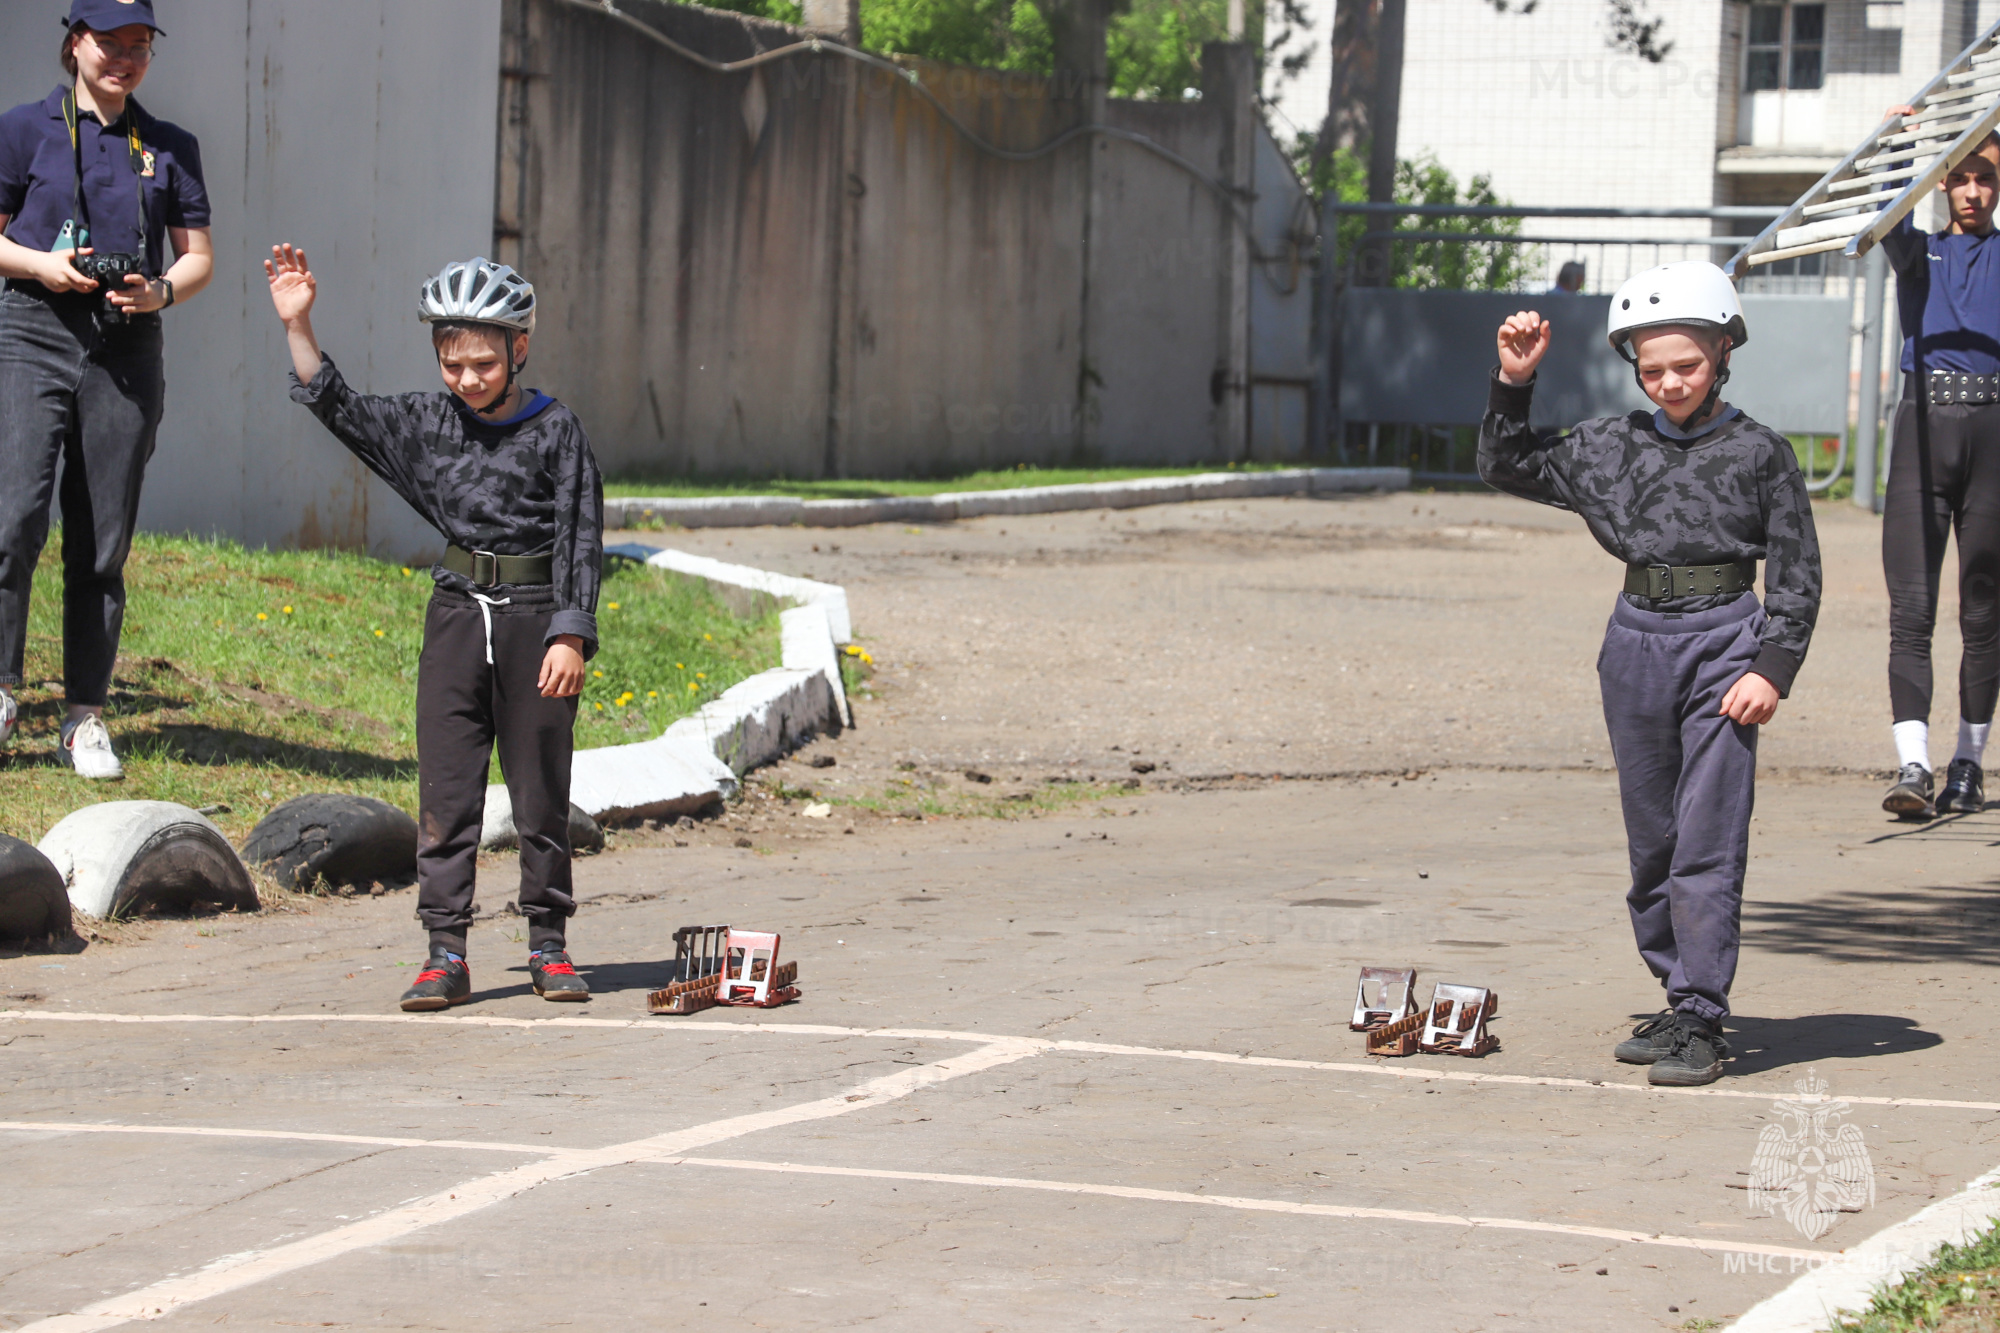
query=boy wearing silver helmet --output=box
[1479,261,1822,1086]
[265,243,602,1011]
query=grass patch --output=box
[603,461,1297,500]
[0,533,776,845]
[1825,1215,2000,1331]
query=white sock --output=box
[1894,720,1931,771]
[1955,719,1991,765]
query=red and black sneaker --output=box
[399,948,471,1012]
[529,948,590,1002]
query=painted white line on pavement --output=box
[13,1038,1041,1333]
[1047,1041,2000,1113]
[7,1010,1994,1113]
[1726,1166,2000,1333]
[0,1116,1835,1265]
[0,1121,555,1156]
[665,1156,1833,1261]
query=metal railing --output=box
[1321,202,1858,492]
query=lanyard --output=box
[62,87,148,259]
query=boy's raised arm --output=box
[265,243,324,385]
[1478,311,1573,508]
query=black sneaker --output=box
[1614,1010,1680,1064]
[1649,1015,1728,1086]
[399,948,471,1012]
[529,948,590,1002]
[1939,758,1986,814]
[1882,762,1935,819]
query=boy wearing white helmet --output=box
[264,243,603,1012]
[1480,260,1822,1086]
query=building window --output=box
[1746,2,1825,92]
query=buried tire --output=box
[39,802,259,919]
[0,835,72,940]
[479,790,605,856]
[242,793,418,891]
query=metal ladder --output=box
[1727,17,2000,275]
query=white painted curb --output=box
[603,467,1411,531]
[1727,1167,2000,1332]
[480,551,852,846]
[38,800,258,918]
[641,548,852,642]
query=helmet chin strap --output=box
[472,339,528,418]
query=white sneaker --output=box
[61,714,124,780]
[0,691,14,748]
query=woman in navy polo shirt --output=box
[0,0,210,779]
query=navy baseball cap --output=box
[61,0,164,34]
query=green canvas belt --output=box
[442,545,553,588]
[1623,559,1757,600]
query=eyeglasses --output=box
[85,34,155,65]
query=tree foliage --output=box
[1293,136,1536,291]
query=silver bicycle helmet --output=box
[417,257,536,335]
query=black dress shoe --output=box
[1939,758,1986,813]
[1883,762,1935,819]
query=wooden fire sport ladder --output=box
[1727,17,2000,276]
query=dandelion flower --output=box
[843,645,861,657]
[593,670,604,678]
[647,690,658,698]
[402,567,412,577]
[696,672,706,680]
[607,601,620,610]
[594,702,604,711]
[688,681,699,692]
[374,629,385,638]
[703,632,713,641]
[675,662,684,670]
[282,605,293,615]
[256,612,267,621]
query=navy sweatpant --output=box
[1598,594,1764,1025]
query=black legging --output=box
[1884,397,2000,726]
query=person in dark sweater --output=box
[1875,114,2000,819]
[1479,260,1822,1086]
[265,243,603,1012]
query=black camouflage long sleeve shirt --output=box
[1477,370,1821,695]
[290,355,603,656]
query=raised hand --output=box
[264,243,316,325]
[1496,310,1551,386]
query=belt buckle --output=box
[471,549,498,588]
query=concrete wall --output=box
[0,1,502,560]
[510,0,1307,478]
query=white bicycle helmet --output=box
[1606,261,1746,363]
[418,257,536,336]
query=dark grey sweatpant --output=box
[415,586,577,956]
[1598,594,1765,1026]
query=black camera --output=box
[70,252,144,322]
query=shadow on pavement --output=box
[1746,879,2000,966]
[573,958,674,995]
[1723,1012,1942,1078]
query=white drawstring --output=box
[470,592,511,665]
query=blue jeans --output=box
[0,286,163,706]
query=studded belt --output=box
[1623,560,1757,600]
[1928,371,2000,406]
